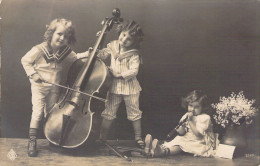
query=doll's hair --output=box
[44,18,76,45]
[116,20,144,48]
[181,90,211,114]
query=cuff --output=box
[28,71,37,78]
[77,51,89,59]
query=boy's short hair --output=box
[116,20,144,46]
[181,90,210,113]
[44,18,76,45]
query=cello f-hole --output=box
[80,99,87,114]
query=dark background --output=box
[1,0,259,143]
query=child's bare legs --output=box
[151,139,168,157]
[168,145,183,155]
[151,139,183,157]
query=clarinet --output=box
[166,115,188,139]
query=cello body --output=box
[44,8,122,148]
[44,58,111,148]
[44,57,111,148]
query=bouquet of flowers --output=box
[212,91,258,128]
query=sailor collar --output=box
[113,41,139,61]
[37,42,72,63]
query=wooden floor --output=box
[0,138,259,166]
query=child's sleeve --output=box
[196,115,211,135]
[65,50,90,63]
[121,55,140,80]
[65,51,77,63]
[76,50,89,59]
[21,47,40,77]
[97,43,112,60]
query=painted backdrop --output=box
[1,0,259,144]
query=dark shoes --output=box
[28,137,37,157]
[135,138,145,149]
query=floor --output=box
[0,138,259,166]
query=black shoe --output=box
[28,137,37,157]
[135,138,145,149]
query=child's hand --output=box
[88,47,93,53]
[96,31,102,37]
[31,73,43,83]
[112,72,122,78]
[176,125,186,136]
[187,111,194,121]
[77,50,90,59]
[108,67,122,78]
[96,31,106,37]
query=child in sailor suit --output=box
[97,20,145,149]
[21,18,87,157]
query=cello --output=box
[43,9,122,148]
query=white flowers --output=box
[212,91,258,128]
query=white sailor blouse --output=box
[21,42,81,86]
[98,40,142,95]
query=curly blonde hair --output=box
[44,18,76,45]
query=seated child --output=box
[21,18,88,157]
[144,90,219,157]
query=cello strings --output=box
[43,80,108,102]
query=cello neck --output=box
[72,9,122,91]
[73,24,108,90]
